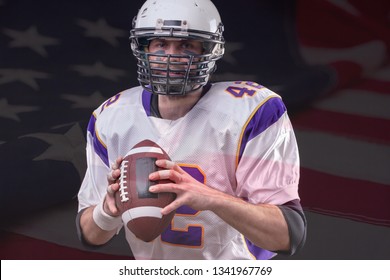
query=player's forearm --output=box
[79,206,118,246]
[211,194,290,252]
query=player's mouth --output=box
[168,71,185,77]
[152,68,186,77]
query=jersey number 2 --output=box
[160,165,205,248]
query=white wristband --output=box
[92,200,122,231]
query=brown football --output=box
[115,139,176,242]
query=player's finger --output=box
[161,197,183,215]
[107,170,115,182]
[104,198,120,216]
[149,169,183,183]
[107,182,120,196]
[112,157,123,170]
[149,181,177,194]
[107,171,116,183]
[172,163,186,174]
[155,159,175,169]
[107,184,115,195]
[155,160,186,175]
[107,169,121,184]
[107,202,120,216]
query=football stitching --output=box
[119,160,130,202]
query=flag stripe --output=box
[364,65,390,81]
[312,89,390,120]
[0,230,132,260]
[352,78,390,95]
[292,108,390,144]
[300,168,390,227]
[295,129,390,185]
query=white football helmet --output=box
[130,0,225,95]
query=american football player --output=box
[77,0,306,259]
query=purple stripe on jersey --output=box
[238,97,286,163]
[142,89,152,116]
[87,114,96,135]
[87,114,109,167]
[245,238,275,260]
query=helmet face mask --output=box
[136,50,213,95]
[130,0,225,95]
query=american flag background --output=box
[0,0,389,259]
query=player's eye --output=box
[181,41,195,50]
[150,40,166,49]
[181,40,202,54]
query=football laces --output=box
[119,160,130,202]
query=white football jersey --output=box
[78,81,300,260]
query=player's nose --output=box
[164,42,182,56]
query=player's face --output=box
[148,38,203,77]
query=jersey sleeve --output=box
[235,97,300,205]
[77,112,111,212]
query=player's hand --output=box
[104,157,123,216]
[148,160,224,215]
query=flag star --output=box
[0,98,40,121]
[0,68,50,90]
[61,91,106,109]
[2,26,60,57]
[76,18,127,47]
[223,42,245,65]
[71,61,126,81]
[21,123,86,179]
